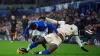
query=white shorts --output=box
[44,33,62,46]
[32,29,48,37]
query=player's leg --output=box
[41,43,58,54]
[32,43,58,54]
[41,42,47,50]
[32,29,48,49]
[10,30,15,41]
[40,29,48,50]
[32,36,37,42]
[31,31,47,49]
[21,37,47,53]
[10,33,13,41]
[31,30,41,42]
[32,33,62,54]
[27,37,46,51]
[27,30,40,51]
[32,36,47,50]
[32,35,47,49]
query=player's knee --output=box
[36,41,42,44]
[49,43,58,52]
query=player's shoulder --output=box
[71,24,78,30]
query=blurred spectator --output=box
[10,15,17,42]
[21,15,29,41]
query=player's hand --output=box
[81,47,89,52]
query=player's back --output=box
[31,20,48,31]
[57,24,78,39]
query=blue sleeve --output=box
[47,24,58,34]
[23,26,29,38]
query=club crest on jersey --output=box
[70,27,73,30]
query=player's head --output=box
[65,16,75,24]
[22,15,27,19]
[11,15,15,20]
[29,23,37,30]
[39,16,46,21]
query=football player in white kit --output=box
[20,16,88,54]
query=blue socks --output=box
[29,42,38,49]
[28,42,51,54]
[39,50,51,54]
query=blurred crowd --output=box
[0,6,100,42]
[0,0,75,5]
[0,0,36,4]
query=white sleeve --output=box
[73,26,83,47]
[58,21,65,25]
[46,17,65,25]
[46,18,58,25]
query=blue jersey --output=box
[24,20,58,38]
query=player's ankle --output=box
[26,47,30,51]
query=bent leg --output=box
[27,37,46,51]
[32,36,37,42]
[33,43,58,54]
[33,33,62,54]
[42,43,47,50]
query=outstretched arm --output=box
[46,18,58,25]
[46,18,65,25]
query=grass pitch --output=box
[0,40,100,56]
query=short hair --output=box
[29,23,37,30]
[39,16,46,20]
[68,16,74,21]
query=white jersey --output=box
[57,24,78,40]
[45,18,83,47]
[46,18,78,39]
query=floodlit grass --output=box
[0,40,100,56]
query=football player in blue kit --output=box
[23,19,58,51]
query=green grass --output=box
[0,40,100,56]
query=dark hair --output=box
[39,16,46,20]
[64,16,75,24]
[68,16,74,21]
[29,23,37,30]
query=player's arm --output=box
[47,24,58,34]
[46,17,65,25]
[23,21,35,38]
[73,26,88,52]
